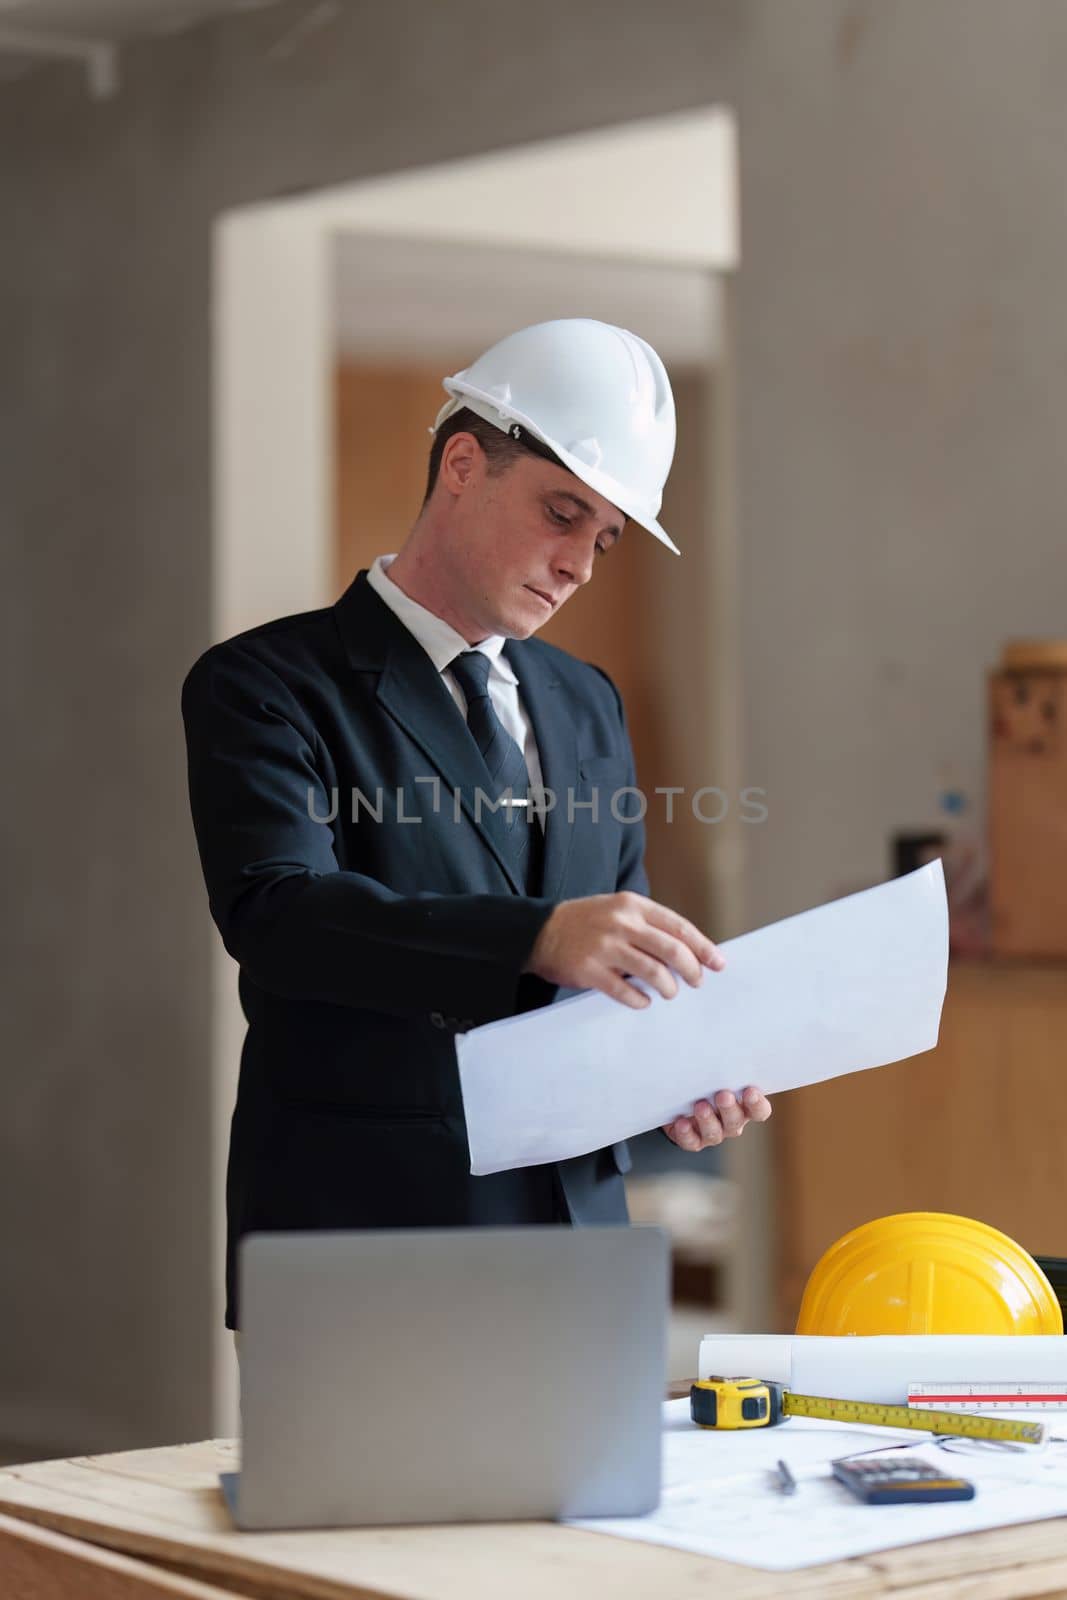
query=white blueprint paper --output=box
[567,1398,1067,1571]
[457,861,948,1175]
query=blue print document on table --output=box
[565,1398,1067,1571]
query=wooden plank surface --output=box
[0,1510,255,1600]
[2,1440,1067,1600]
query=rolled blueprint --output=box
[699,1335,1067,1404]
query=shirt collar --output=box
[366,555,518,683]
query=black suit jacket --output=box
[181,571,648,1327]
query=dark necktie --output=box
[449,650,542,894]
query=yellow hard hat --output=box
[796,1212,1063,1336]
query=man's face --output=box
[442,438,625,640]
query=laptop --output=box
[221,1224,668,1529]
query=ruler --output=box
[781,1391,1046,1445]
[908,1381,1067,1412]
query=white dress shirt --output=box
[366,554,546,796]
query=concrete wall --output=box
[732,1,1067,930]
[3,0,1066,1451]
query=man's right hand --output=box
[523,891,724,1009]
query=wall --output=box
[3,0,1067,1451]
[731,2,1067,929]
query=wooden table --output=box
[3,1436,1067,1599]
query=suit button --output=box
[430,1011,447,1029]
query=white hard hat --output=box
[431,318,679,554]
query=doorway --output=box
[212,106,750,1428]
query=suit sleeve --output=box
[589,664,650,897]
[180,645,554,1022]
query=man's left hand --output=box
[663,1086,772,1151]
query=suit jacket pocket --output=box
[578,755,628,780]
[577,755,637,816]
[570,756,633,890]
[283,1103,448,1123]
[262,999,459,1117]
[257,1107,469,1231]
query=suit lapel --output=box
[334,574,524,894]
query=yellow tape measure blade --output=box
[782,1391,1045,1446]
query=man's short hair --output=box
[422,406,566,506]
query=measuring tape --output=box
[785,1392,1045,1444]
[908,1382,1067,1412]
[691,1378,1047,1446]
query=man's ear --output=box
[439,431,482,494]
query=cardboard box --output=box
[989,641,1067,958]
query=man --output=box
[182,319,771,1331]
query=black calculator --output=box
[832,1454,976,1505]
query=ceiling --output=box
[334,233,720,369]
[0,0,287,85]
[0,0,280,38]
